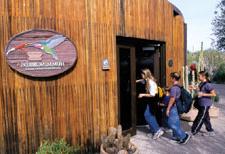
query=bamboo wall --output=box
[0,0,185,153]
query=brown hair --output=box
[163,86,170,94]
[164,86,170,91]
[170,72,181,81]
[199,71,210,82]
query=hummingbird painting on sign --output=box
[6,35,66,60]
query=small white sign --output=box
[102,58,110,70]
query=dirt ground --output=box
[131,84,225,154]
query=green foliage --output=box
[213,63,225,83]
[36,139,80,154]
[187,49,225,75]
[212,94,220,103]
[187,51,200,66]
[212,0,225,51]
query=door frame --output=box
[117,45,136,135]
[159,43,166,86]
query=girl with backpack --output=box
[137,69,164,140]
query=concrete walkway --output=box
[131,84,225,154]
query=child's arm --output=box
[198,89,216,97]
[158,103,166,107]
[138,93,155,98]
[166,97,175,116]
[136,79,144,83]
[189,85,199,91]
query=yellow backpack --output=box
[157,86,164,98]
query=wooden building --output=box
[0,0,186,153]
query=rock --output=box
[117,125,123,139]
[114,138,123,150]
[118,150,128,154]
[128,143,137,153]
[101,126,137,154]
[105,147,118,154]
[108,127,117,137]
[122,134,131,149]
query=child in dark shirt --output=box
[159,87,170,128]
[160,86,189,143]
[190,71,216,136]
[159,87,170,107]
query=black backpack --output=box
[174,85,193,114]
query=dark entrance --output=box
[117,45,136,135]
[117,37,166,134]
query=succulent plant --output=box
[101,125,137,154]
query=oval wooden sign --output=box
[5,29,77,77]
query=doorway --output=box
[117,45,136,135]
[117,37,166,134]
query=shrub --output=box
[212,94,220,103]
[36,139,80,154]
[213,63,225,83]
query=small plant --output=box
[36,139,80,154]
[101,125,137,154]
[212,94,220,103]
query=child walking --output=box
[191,71,216,136]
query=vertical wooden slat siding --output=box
[0,0,185,153]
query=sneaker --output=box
[202,131,216,137]
[178,133,191,145]
[147,133,153,138]
[171,136,180,142]
[162,127,172,133]
[191,131,203,137]
[153,129,164,140]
